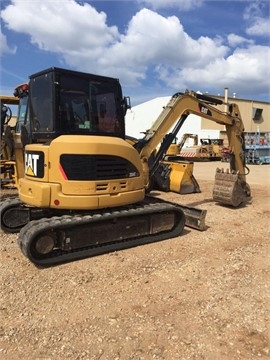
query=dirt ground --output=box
[0,162,269,360]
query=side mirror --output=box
[122,96,131,115]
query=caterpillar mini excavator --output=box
[0,67,251,266]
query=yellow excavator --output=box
[166,133,224,161]
[0,94,20,187]
[0,67,251,266]
[1,86,28,188]
[166,133,199,157]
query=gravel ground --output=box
[0,162,269,360]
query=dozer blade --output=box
[174,203,207,231]
[213,168,251,207]
[147,195,207,231]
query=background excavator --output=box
[179,137,224,161]
[166,133,224,161]
[0,94,20,188]
[0,85,29,189]
[166,133,199,157]
[0,67,251,266]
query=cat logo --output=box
[201,106,209,114]
[198,103,212,116]
[25,151,44,177]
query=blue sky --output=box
[1,0,270,105]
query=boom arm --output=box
[135,90,250,207]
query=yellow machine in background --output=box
[0,67,251,266]
[166,133,198,156]
[166,133,224,161]
[180,137,224,161]
[0,84,29,188]
[0,94,20,188]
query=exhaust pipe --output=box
[224,87,229,113]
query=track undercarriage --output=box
[1,169,251,267]
[1,197,207,267]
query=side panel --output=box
[47,135,144,196]
[19,144,50,207]
[19,135,146,209]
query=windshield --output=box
[58,76,123,136]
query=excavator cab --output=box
[21,67,129,142]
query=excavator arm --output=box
[135,90,251,207]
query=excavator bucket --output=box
[213,168,251,207]
[153,160,201,194]
[167,160,201,194]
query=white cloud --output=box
[156,45,270,96]
[227,34,254,47]
[0,30,17,55]
[137,0,204,11]
[1,0,119,52]
[243,1,265,21]
[244,1,270,37]
[246,18,270,37]
[1,3,228,86]
[98,9,228,84]
[1,0,269,100]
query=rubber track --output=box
[18,201,186,267]
[0,197,28,233]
